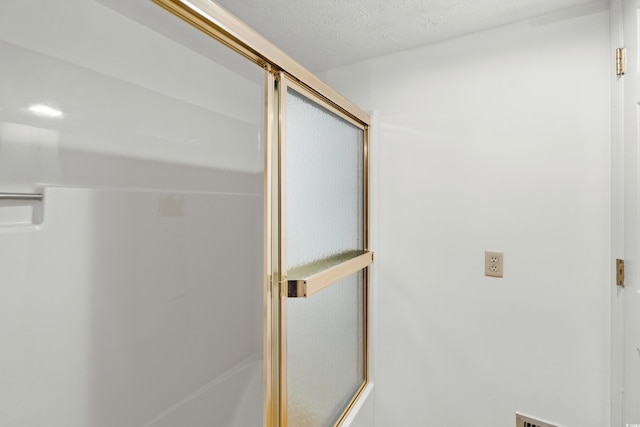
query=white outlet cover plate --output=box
[485,250,503,278]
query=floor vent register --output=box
[516,413,561,427]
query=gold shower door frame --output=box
[152,2,372,426]
[277,75,372,427]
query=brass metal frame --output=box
[264,67,273,427]
[277,71,289,426]
[264,65,279,427]
[151,1,372,426]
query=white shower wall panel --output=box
[0,40,263,194]
[0,187,263,426]
[0,0,266,425]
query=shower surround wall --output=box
[323,4,611,427]
[0,1,264,426]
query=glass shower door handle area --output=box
[287,250,373,298]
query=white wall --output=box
[324,5,611,427]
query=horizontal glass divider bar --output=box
[287,251,373,298]
[0,192,43,201]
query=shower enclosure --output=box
[0,0,371,426]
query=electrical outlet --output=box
[485,251,503,278]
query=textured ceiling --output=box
[215,0,601,71]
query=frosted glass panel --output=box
[286,88,364,270]
[287,271,365,427]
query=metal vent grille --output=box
[516,413,560,427]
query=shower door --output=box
[0,0,373,425]
[269,75,373,427]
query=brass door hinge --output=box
[617,259,625,287]
[617,48,626,76]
